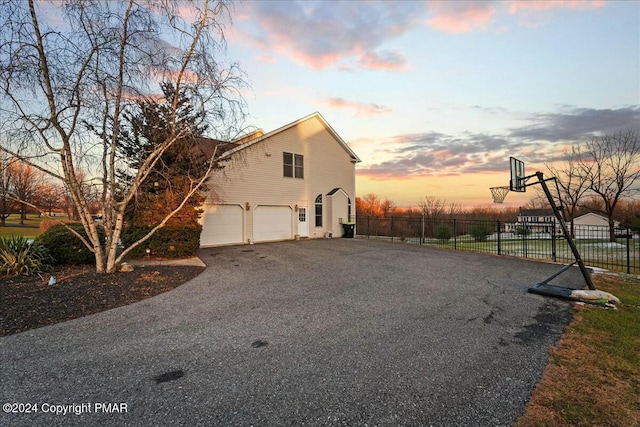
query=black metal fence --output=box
[357,216,640,275]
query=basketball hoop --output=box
[490,186,510,204]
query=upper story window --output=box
[283,152,304,179]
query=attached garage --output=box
[200,204,243,246]
[253,205,292,242]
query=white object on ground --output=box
[570,289,620,305]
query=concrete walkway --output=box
[1,239,583,426]
[125,256,206,268]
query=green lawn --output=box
[0,214,45,239]
[387,234,639,274]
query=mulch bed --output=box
[0,264,205,337]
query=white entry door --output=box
[297,207,309,237]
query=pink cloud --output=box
[358,50,408,72]
[509,0,605,14]
[323,98,393,116]
[427,1,496,34]
[426,0,606,34]
[238,2,423,70]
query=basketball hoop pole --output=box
[498,158,603,302]
[529,171,595,292]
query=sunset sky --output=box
[225,0,639,208]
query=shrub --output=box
[435,224,452,242]
[470,221,493,242]
[121,224,202,259]
[0,236,53,275]
[37,223,104,264]
[39,218,76,233]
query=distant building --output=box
[570,212,620,239]
[506,209,558,234]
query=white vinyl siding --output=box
[201,114,357,245]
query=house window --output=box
[283,152,304,178]
[315,194,322,227]
[347,197,352,221]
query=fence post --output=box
[391,217,395,242]
[367,216,370,239]
[523,221,528,258]
[627,228,631,274]
[551,220,556,262]
[453,219,457,251]
[497,220,501,255]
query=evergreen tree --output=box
[117,82,215,228]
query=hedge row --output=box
[120,225,202,259]
[36,223,105,265]
[35,223,202,264]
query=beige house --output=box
[571,212,619,239]
[571,212,612,228]
[199,112,361,247]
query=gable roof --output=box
[218,112,361,163]
[573,212,608,221]
[327,187,349,196]
[572,212,620,227]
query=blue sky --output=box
[223,0,639,207]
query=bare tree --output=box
[546,146,591,237]
[578,130,640,241]
[522,194,550,210]
[617,198,640,233]
[34,181,65,217]
[9,160,44,224]
[418,196,447,219]
[356,193,396,217]
[0,0,246,272]
[447,202,462,218]
[0,155,17,226]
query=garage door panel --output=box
[200,204,243,246]
[254,206,292,242]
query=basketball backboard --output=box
[510,157,526,192]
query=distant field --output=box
[0,214,47,239]
[367,233,640,274]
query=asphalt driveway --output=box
[1,239,583,426]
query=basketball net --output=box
[490,186,510,204]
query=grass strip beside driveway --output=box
[515,273,640,426]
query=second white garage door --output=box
[253,205,292,242]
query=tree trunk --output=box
[609,217,616,242]
[19,203,26,224]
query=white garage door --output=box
[253,205,292,242]
[200,204,243,246]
